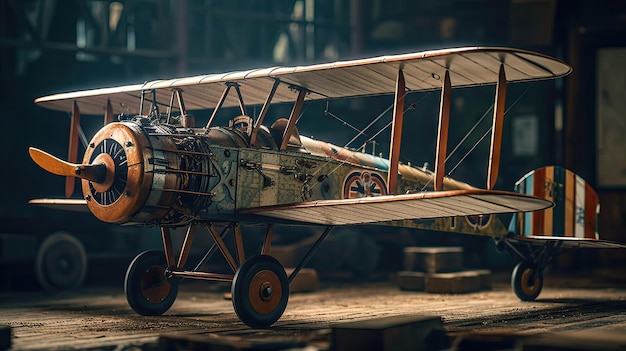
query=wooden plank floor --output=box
[2,272,626,350]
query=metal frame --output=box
[158,221,334,286]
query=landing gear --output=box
[498,237,562,301]
[123,223,333,328]
[125,250,179,316]
[511,260,543,301]
[232,255,289,328]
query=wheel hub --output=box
[260,283,273,301]
[140,265,171,304]
[521,268,539,295]
[249,270,282,314]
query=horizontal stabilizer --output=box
[240,189,552,226]
[507,235,626,249]
[29,198,89,212]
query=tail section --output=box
[509,166,599,239]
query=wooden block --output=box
[396,271,426,291]
[285,268,318,293]
[332,315,442,351]
[519,330,626,350]
[158,333,306,350]
[424,270,490,294]
[475,269,492,290]
[0,325,10,351]
[403,247,463,273]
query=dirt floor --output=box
[2,270,626,350]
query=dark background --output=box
[1,0,625,288]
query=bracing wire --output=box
[418,85,531,191]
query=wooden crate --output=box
[403,247,464,273]
[424,270,491,294]
[331,315,442,351]
[396,271,426,291]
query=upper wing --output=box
[35,47,571,115]
[239,189,553,226]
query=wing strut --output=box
[279,88,306,151]
[205,83,233,130]
[386,69,405,194]
[66,101,80,198]
[434,70,452,191]
[487,64,507,190]
[233,83,247,116]
[250,79,280,146]
[104,98,114,125]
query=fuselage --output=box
[80,116,490,231]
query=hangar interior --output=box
[1,1,626,350]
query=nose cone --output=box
[80,122,152,224]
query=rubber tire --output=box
[231,255,289,328]
[511,261,543,301]
[35,232,87,290]
[125,250,178,316]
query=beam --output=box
[233,223,246,266]
[387,69,405,194]
[66,101,80,198]
[161,227,175,268]
[205,83,233,130]
[280,88,306,151]
[205,223,239,273]
[104,98,114,125]
[233,83,247,116]
[250,80,280,146]
[177,224,197,269]
[487,64,507,190]
[434,70,451,191]
[261,224,274,255]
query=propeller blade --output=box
[29,147,105,183]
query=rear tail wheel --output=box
[231,255,289,328]
[511,261,543,301]
[125,250,178,316]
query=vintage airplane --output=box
[28,46,626,328]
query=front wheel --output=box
[231,255,289,328]
[511,261,543,301]
[125,250,178,316]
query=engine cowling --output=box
[80,118,232,226]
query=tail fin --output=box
[508,166,599,239]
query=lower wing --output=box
[240,189,552,226]
[29,198,89,212]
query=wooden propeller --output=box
[29,147,106,184]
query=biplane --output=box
[28,46,626,328]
